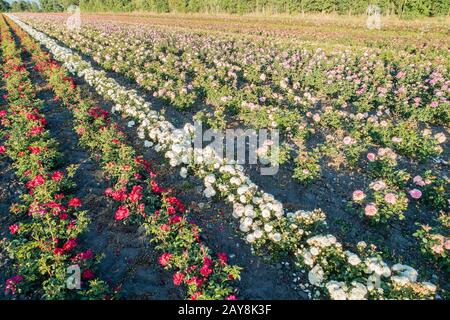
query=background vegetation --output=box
[1,0,449,18]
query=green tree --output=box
[36,0,450,16]
[0,0,10,12]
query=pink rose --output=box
[352,190,366,201]
[367,153,376,162]
[364,203,378,217]
[413,176,425,187]
[377,148,387,157]
[444,239,450,250]
[370,180,386,191]
[432,244,444,254]
[343,136,353,145]
[409,189,422,200]
[384,193,397,205]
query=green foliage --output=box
[0,0,10,12]
[9,0,40,12]
[29,0,449,16]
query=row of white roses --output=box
[10,15,437,300]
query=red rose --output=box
[167,206,176,215]
[133,173,142,179]
[26,113,38,121]
[166,197,185,212]
[28,146,41,154]
[115,206,130,221]
[112,190,127,201]
[137,203,145,214]
[186,276,203,288]
[218,253,228,265]
[191,292,202,300]
[150,180,164,193]
[200,264,213,277]
[53,248,64,255]
[59,213,69,220]
[29,125,44,136]
[104,188,113,196]
[62,239,77,252]
[82,269,95,280]
[173,272,185,286]
[128,185,143,202]
[80,249,94,260]
[168,215,182,224]
[9,224,19,235]
[159,253,172,267]
[203,256,213,266]
[0,110,7,118]
[51,171,64,181]
[0,145,6,154]
[68,198,82,207]
[160,224,170,232]
[26,174,45,189]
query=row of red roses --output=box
[0,16,108,299]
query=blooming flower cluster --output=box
[414,214,449,269]
[298,237,437,299]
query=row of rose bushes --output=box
[5,15,241,300]
[15,15,449,194]
[0,16,109,299]
[9,15,441,300]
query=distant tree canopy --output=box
[2,1,39,12]
[4,0,450,17]
[0,0,11,12]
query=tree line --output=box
[2,0,449,17]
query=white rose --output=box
[261,209,271,218]
[180,167,188,179]
[144,140,153,148]
[308,265,324,286]
[348,282,367,300]
[272,233,282,242]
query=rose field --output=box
[0,11,448,301]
